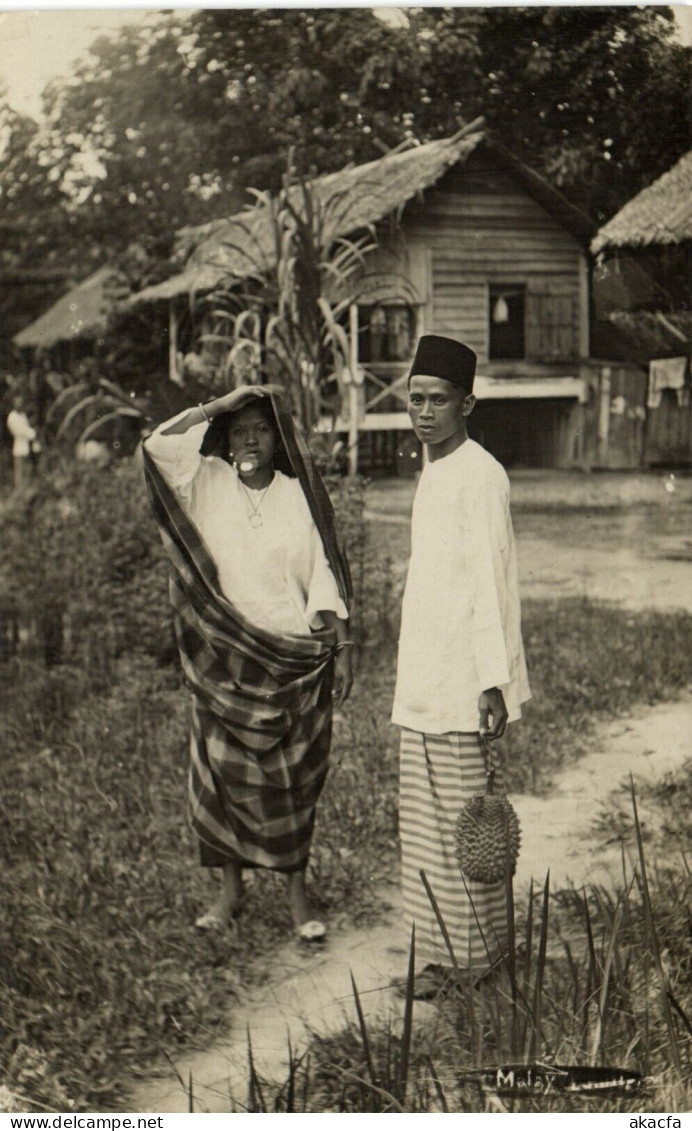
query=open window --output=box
[488,284,526,360]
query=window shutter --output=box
[526,287,579,362]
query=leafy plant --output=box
[44,370,150,453]
[191,155,379,439]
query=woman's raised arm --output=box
[161,387,271,436]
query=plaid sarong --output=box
[142,391,351,872]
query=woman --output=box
[143,385,353,940]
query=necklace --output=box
[239,477,272,528]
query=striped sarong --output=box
[399,729,507,974]
[143,434,350,874]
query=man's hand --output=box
[478,687,508,739]
[332,648,354,708]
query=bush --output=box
[0,453,171,670]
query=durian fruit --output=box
[455,769,521,884]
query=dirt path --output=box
[516,509,692,611]
[129,692,692,1113]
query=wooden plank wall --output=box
[346,149,595,470]
[607,364,647,469]
[645,393,692,467]
[404,157,584,360]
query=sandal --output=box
[295,919,327,943]
[194,905,242,931]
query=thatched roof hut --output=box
[13,266,121,349]
[591,150,692,254]
[131,123,591,306]
[606,310,692,357]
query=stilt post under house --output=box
[347,303,363,476]
[168,301,181,385]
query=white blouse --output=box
[145,413,348,637]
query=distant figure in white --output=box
[6,393,39,489]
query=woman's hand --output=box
[318,612,353,708]
[208,387,267,419]
[163,387,268,436]
[332,648,354,708]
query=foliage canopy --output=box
[1,7,689,346]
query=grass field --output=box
[2,461,692,1110]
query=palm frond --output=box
[45,381,89,424]
[55,394,141,441]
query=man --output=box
[392,334,530,998]
[6,392,38,490]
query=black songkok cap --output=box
[409,334,477,393]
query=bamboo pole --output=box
[348,303,360,475]
[168,301,180,385]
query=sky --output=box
[1,3,691,121]
[0,9,159,117]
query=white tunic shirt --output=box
[392,439,530,735]
[145,414,348,637]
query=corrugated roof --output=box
[130,126,486,306]
[13,266,120,348]
[592,150,692,254]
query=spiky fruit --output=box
[455,787,521,884]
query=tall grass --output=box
[247,796,692,1112]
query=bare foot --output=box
[286,872,317,929]
[196,863,244,929]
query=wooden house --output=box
[591,150,692,469]
[132,124,600,472]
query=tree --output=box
[32,20,234,263]
[0,91,79,363]
[3,7,689,320]
[0,92,71,265]
[180,8,448,184]
[17,9,424,271]
[471,6,691,221]
[182,7,689,225]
